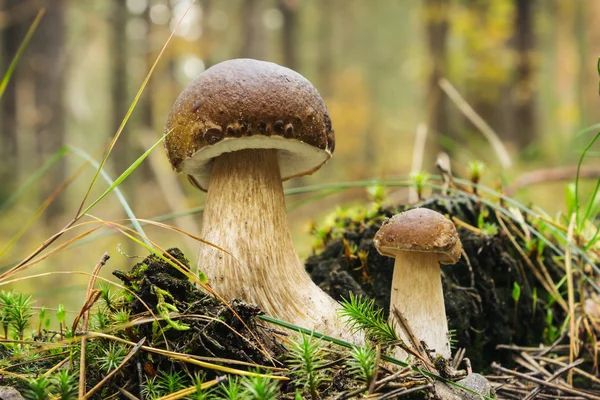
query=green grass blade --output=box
[151,206,205,222]
[574,131,600,228]
[0,146,69,215]
[584,225,600,250]
[66,206,206,248]
[287,188,342,212]
[0,9,45,99]
[86,216,195,282]
[582,178,600,224]
[80,133,167,217]
[69,146,150,247]
[76,6,190,216]
[574,122,600,138]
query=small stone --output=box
[454,374,494,399]
[0,386,25,400]
[433,374,494,400]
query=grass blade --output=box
[0,9,45,98]
[76,4,193,217]
[80,133,167,217]
[69,145,150,246]
[574,130,600,228]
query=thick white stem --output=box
[198,149,353,339]
[390,252,450,359]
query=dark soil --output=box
[113,248,285,366]
[105,248,288,397]
[306,194,566,372]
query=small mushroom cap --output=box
[164,58,335,191]
[373,208,462,265]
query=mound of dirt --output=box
[113,248,286,374]
[306,195,565,371]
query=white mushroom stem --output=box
[389,251,451,359]
[197,148,353,340]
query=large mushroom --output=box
[164,59,351,339]
[373,208,462,359]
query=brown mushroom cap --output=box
[164,58,335,191]
[373,208,462,264]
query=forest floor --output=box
[1,191,600,399]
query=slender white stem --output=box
[197,149,353,339]
[390,251,450,358]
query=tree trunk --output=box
[317,0,334,96]
[423,0,450,148]
[278,0,298,70]
[240,0,265,59]
[0,0,25,202]
[201,0,215,67]
[111,0,129,175]
[30,0,66,220]
[583,1,599,126]
[554,0,578,139]
[511,0,536,147]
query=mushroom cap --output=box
[373,208,462,265]
[164,58,335,191]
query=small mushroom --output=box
[373,208,462,359]
[164,59,354,341]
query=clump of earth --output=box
[305,195,565,372]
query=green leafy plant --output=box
[141,376,161,400]
[152,285,190,331]
[56,303,67,338]
[447,326,458,351]
[156,369,187,395]
[98,281,119,311]
[366,185,388,204]
[111,308,131,326]
[0,290,14,339]
[36,306,50,339]
[347,343,377,385]
[219,376,246,400]
[97,342,128,373]
[23,375,52,400]
[240,370,280,400]
[481,222,499,236]
[190,372,218,400]
[339,293,398,343]
[6,291,34,340]
[467,160,485,186]
[410,171,430,200]
[52,369,78,400]
[512,282,521,330]
[366,184,389,216]
[90,309,110,330]
[512,282,521,304]
[543,308,559,344]
[287,333,330,400]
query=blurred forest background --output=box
[0,0,599,308]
